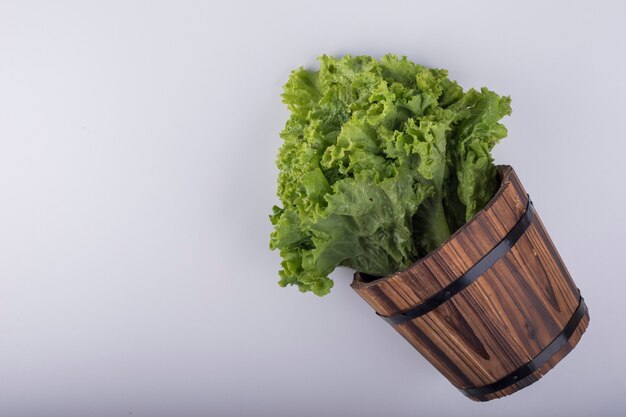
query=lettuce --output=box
[270,55,511,295]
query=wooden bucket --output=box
[351,165,589,401]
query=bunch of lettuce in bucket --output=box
[268,54,589,402]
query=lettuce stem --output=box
[419,196,452,253]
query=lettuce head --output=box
[270,54,511,296]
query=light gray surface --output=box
[0,1,624,416]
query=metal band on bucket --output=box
[378,196,535,326]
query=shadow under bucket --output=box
[351,165,589,401]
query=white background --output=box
[1,1,624,416]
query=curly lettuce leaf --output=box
[449,88,512,220]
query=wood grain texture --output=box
[351,165,589,401]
